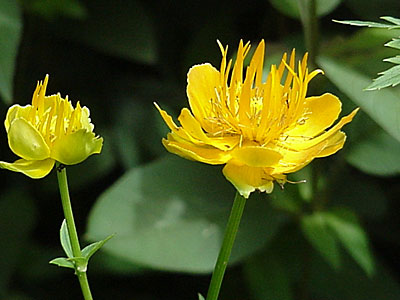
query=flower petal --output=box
[223,163,275,198]
[4,104,32,132]
[273,131,347,174]
[283,108,358,151]
[51,130,103,165]
[231,146,282,167]
[0,158,55,178]
[162,133,231,165]
[187,63,220,129]
[285,93,342,138]
[8,118,50,160]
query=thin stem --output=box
[56,162,93,300]
[297,0,318,68]
[206,192,246,300]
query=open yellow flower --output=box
[156,40,358,198]
[0,75,103,179]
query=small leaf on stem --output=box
[60,219,73,258]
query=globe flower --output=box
[0,75,103,179]
[156,40,358,198]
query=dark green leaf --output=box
[323,209,374,276]
[60,219,73,258]
[87,156,287,273]
[0,0,22,103]
[301,213,341,269]
[49,257,75,269]
[62,0,157,64]
[22,0,86,20]
[346,128,400,176]
[81,234,114,261]
[310,249,400,300]
[269,0,342,19]
[0,190,36,296]
[244,251,293,300]
[318,56,400,142]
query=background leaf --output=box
[301,212,341,269]
[0,0,22,103]
[346,128,400,176]
[318,56,400,143]
[322,209,375,276]
[87,156,287,273]
[269,0,342,19]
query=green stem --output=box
[206,192,246,300]
[297,0,318,68]
[56,162,93,300]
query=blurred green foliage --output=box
[1,0,400,299]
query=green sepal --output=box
[198,293,205,300]
[60,219,73,258]
[82,234,115,261]
[49,257,75,269]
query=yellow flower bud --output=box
[0,75,103,178]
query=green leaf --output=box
[82,234,114,261]
[385,39,400,50]
[49,257,75,269]
[381,16,400,26]
[198,293,205,300]
[318,56,400,143]
[301,213,341,269]
[269,0,342,19]
[334,20,399,29]
[60,219,73,258]
[384,56,400,64]
[0,189,36,296]
[0,0,22,103]
[322,209,374,276]
[62,0,157,64]
[87,156,287,273]
[21,0,86,20]
[346,128,400,176]
[310,248,400,300]
[366,64,400,90]
[244,251,293,300]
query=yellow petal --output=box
[222,163,274,198]
[4,105,32,132]
[186,64,220,129]
[8,118,50,160]
[285,93,342,138]
[162,133,231,165]
[231,146,282,167]
[273,131,346,174]
[178,108,239,150]
[0,158,55,178]
[284,108,358,151]
[51,130,103,165]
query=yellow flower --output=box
[0,75,103,179]
[156,40,358,198]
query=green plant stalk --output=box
[206,192,246,300]
[56,162,93,300]
[297,0,318,67]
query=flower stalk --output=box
[206,192,246,300]
[56,162,93,300]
